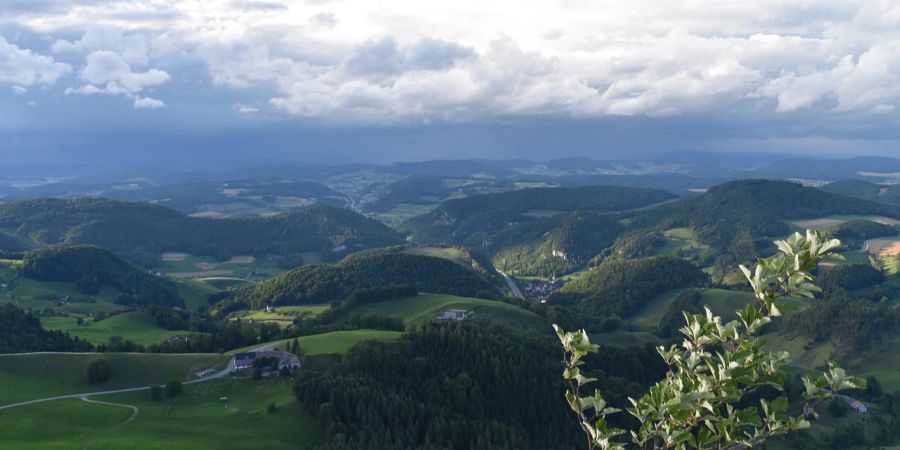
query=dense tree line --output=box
[22,245,183,307]
[0,304,93,353]
[218,249,500,312]
[0,198,402,266]
[553,256,709,318]
[294,321,583,449]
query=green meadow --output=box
[0,377,321,450]
[350,292,544,327]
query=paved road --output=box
[0,355,235,411]
[498,271,525,300]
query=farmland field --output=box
[631,288,764,332]
[159,253,286,281]
[229,305,329,328]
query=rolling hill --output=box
[403,184,676,246]
[0,198,403,266]
[218,248,503,312]
[820,179,900,207]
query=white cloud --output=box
[66,50,170,108]
[8,0,900,123]
[134,96,166,108]
[52,27,150,65]
[0,36,71,86]
[235,103,260,113]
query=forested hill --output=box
[820,179,900,207]
[0,198,403,266]
[622,179,900,264]
[218,248,503,312]
[490,211,623,277]
[553,256,709,318]
[403,184,676,245]
[22,245,183,307]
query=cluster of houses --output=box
[522,277,563,302]
[234,350,301,378]
[435,309,476,322]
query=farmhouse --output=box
[234,350,301,371]
[435,309,476,322]
[837,395,868,413]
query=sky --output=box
[2,0,900,164]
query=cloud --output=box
[0,36,71,86]
[65,50,170,108]
[52,27,150,65]
[6,0,900,129]
[134,96,166,108]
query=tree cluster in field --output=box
[830,220,898,247]
[0,304,93,353]
[22,245,183,307]
[552,256,709,318]
[218,249,500,312]
[0,198,402,267]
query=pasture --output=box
[0,353,229,405]
[0,378,321,450]
[349,293,544,327]
[631,288,764,332]
[230,329,403,356]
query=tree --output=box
[148,384,164,401]
[86,359,112,384]
[555,230,865,450]
[165,379,183,397]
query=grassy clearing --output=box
[0,378,322,450]
[41,312,191,346]
[0,353,229,405]
[0,276,122,317]
[376,203,437,224]
[229,305,328,328]
[521,209,565,218]
[631,288,761,332]
[351,293,544,327]
[173,278,219,310]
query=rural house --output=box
[837,395,868,413]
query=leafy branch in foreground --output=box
[555,230,865,450]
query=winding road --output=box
[0,354,236,412]
[498,270,525,300]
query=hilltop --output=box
[0,198,403,266]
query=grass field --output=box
[230,329,404,355]
[0,276,123,317]
[0,353,229,405]
[160,253,285,281]
[173,278,220,310]
[41,311,191,346]
[350,293,545,327]
[0,377,321,449]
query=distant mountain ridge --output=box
[0,198,403,266]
